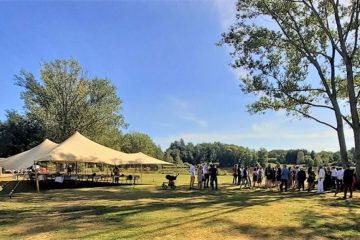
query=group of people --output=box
[189,162,357,199]
[189,163,219,190]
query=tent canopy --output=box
[0,139,59,170]
[42,132,132,165]
[0,132,173,169]
[127,152,173,165]
[43,132,173,166]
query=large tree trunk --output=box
[344,62,360,183]
[336,122,349,165]
[331,1,360,184]
[331,96,349,165]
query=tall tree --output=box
[220,1,360,179]
[120,132,164,159]
[257,147,268,166]
[297,151,305,164]
[15,59,126,143]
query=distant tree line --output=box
[162,139,356,168]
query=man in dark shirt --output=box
[209,164,218,190]
[343,164,354,199]
[297,168,306,191]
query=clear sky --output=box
[0,0,354,152]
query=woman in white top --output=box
[317,166,325,193]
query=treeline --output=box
[163,139,356,168]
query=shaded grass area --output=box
[0,174,360,239]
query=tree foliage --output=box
[164,139,350,167]
[15,59,126,143]
[0,111,45,157]
[120,132,163,159]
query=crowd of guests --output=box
[190,163,219,190]
[233,164,356,198]
[189,162,357,199]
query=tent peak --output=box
[43,139,57,144]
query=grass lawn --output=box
[1,173,360,240]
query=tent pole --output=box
[35,161,40,193]
[141,164,143,183]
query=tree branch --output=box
[292,108,337,130]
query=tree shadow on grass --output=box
[0,187,320,239]
[2,185,358,239]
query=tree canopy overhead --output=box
[15,59,127,143]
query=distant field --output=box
[1,173,360,240]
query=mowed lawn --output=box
[1,173,360,240]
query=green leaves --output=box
[15,59,126,143]
[0,111,45,157]
[119,132,164,159]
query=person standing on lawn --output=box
[209,164,218,190]
[203,163,209,188]
[343,164,354,199]
[276,165,282,190]
[257,167,263,188]
[252,167,258,188]
[265,164,272,189]
[197,164,203,190]
[287,167,293,189]
[238,165,243,186]
[297,167,306,191]
[317,166,325,193]
[240,165,249,189]
[324,167,332,191]
[244,166,251,188]
[189,163,195,189]
[335,167,344,197]
[232,164,238,185]
[271,167,276,188]
[280,165,289,192]
[295,166,300,189]
[307,169,316,192]
[331,166,338,190]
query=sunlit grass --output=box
[1,173,360,239]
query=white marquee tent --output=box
[0,139,59,170]
[0,132,172,170]
[42,132,132,165]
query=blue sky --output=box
[0,0,354,152]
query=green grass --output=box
[1,173,360,239]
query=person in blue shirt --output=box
[280,165,289,192]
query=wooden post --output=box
[35,161,40,193]
[140,164,143,183]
